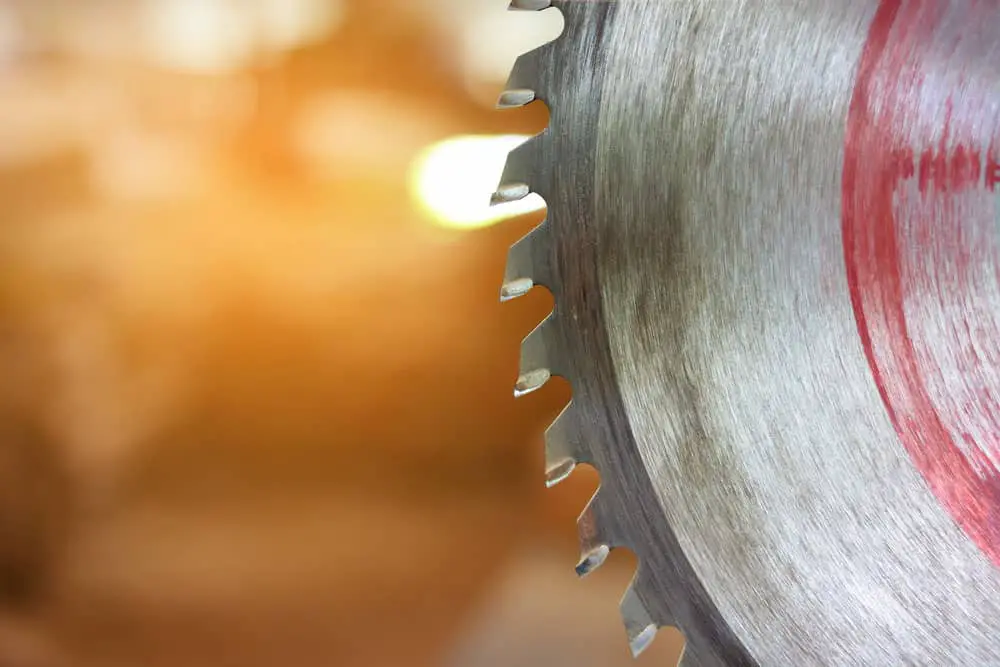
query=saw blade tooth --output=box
[621,578,659,658]
[501,219,552,302]
[493,132,548,205]
[500,277,535,302]
[575,491,618,577]
[515,312,561,397]
[509,0,551,10]
[544,401,589,487]
[491,182,531,206]
[575,543,611,578]
[496,88,536,109]
[545,458,576,490]
[504,40,556,104]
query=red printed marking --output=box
[843,0,1000,566]
[989,151,1000,191]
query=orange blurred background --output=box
[0,2,683,665]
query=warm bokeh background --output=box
[0,2,684,665]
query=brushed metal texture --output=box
[591,1,1000,665]
[509,1,756,664]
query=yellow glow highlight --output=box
[410,135,545,230]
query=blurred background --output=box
[0,1,684,664]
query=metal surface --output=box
[496,1,1000,665]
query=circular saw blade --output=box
[496,1,1000,665]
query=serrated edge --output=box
[492,132,550,205]
[544,401,589,486]
[496,1,678,663]
[501,219,552,302]
[576,490,619,575]
[622,581,658,658]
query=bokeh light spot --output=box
[410,135,545,230]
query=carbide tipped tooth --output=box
[575,545,611,578]
[504,45,549,100]
[501,220,552,302]
[545,402,589,487]
[496,88,536,109]
[515,369,551,397]
[509,0,551,9]
[491,183,531,205]
[500,277,534,302]
[516,313,560,397]
[493,133,546,205]
[545,458,575,488]
[629,625,659,659]
[621,581,658,658]
[576,492,616,577]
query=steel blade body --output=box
[499,1,1000,664]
